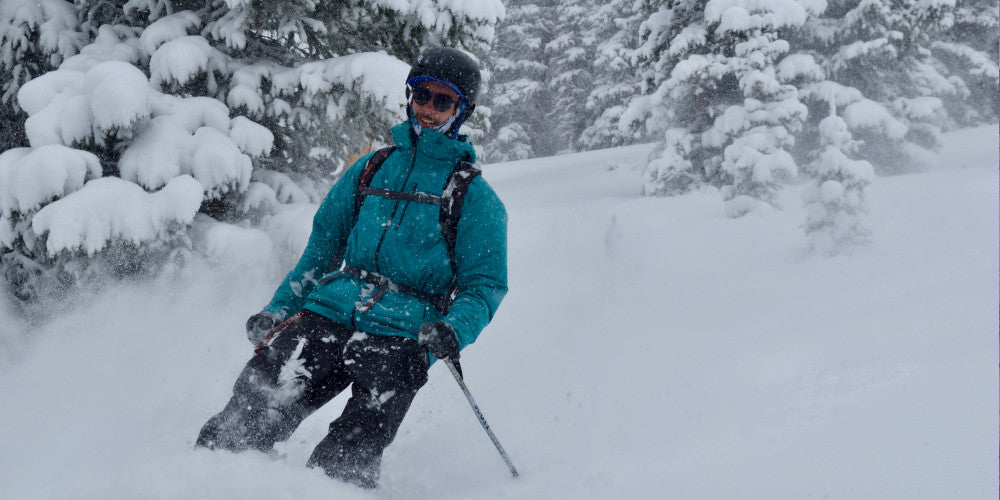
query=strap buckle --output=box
[341,265,452,314]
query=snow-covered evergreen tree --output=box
[545,0,601,154]
[206,0,503,180]
[579,0,650,150]
[929,0,1000,127]
[792,0,993,173]
[1,24,272,307]
[628,0,731,197]
[485,0,644,160]
[802,104,875,255]
[0,0,85,152]
[0,1,505,313]
[632,0,820,217]
[704,3,814,217]
[481,0,557,161]
[621,0,994,217]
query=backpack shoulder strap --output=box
[355,146,396,215]
[328,146,396,273]
[440,161,482,262]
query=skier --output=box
[195,47,508,488]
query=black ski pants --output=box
[195,311,429,487]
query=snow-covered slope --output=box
[0,127,997,499]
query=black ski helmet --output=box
[406,47,482,106]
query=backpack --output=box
[328,146,481,313]
[354,146,480,264]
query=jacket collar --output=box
[391,122,476,164]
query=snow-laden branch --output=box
[31,175,204,257]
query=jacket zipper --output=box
[372,144,418,273]
[394,182,417,229]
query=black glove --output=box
[418,321,460,361]
[246,311,282,345]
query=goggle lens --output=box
[411,87,457,113]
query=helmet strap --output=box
[447,103,474,139]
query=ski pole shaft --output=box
[443,358,519,478]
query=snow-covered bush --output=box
[802,111,875,255]
[642,128,698,195]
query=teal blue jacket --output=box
[263,122,507,350]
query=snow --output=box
[149,36,218,89]
[265,51,410,123]
[230,116,275,157]
[60,24,143,70]
[157,95,232,133]
[776,53,825,82]
[843,99,908,139]
[835,38,897,66]
[0,0,80,65]
[31,175,203,256]
[19,60,153,145]
[139,11,202,55]
[799,80,865,108]
[931,41,1000,78]
[0,145,101,217]
[189,126,253,198]
[228,65,268,114]
[704,0,820,32]
[898,96,944,121]
[667,24,708,58]
[192,216,274,272]
[0,126,997,498]
[116,100,258,199]
[88,61,153,130]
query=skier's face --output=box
[410,81,459,128]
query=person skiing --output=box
[195,47,508,489]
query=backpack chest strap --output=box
[359,187,445,206]
[342,265,454,315]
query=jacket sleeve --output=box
[262,154,372,319]
[445,177,509,349]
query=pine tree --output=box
[802,103,874,255]
[634,0,820,217]
[546,0,600,154]
[708,31,808,217]
[486,0,641,160]
[794,0,986,173]
[0,0,86,152]
[929,0,1000,126]
[579,0,650,150]
[630,0,732,197]
[203,0,503,183]
[482,0,557,161]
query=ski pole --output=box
[443,358,520,478]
